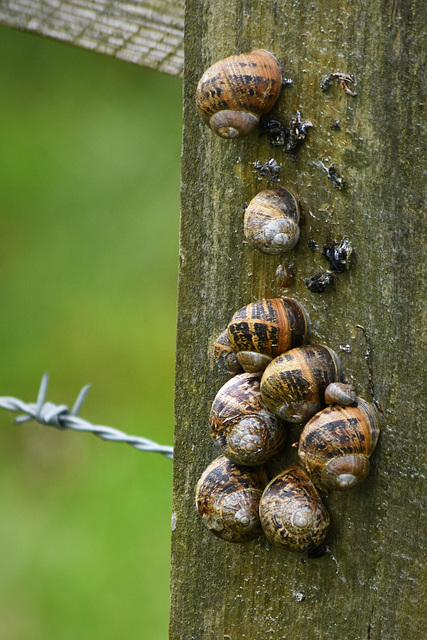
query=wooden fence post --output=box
[170,1,426,638]
[1,0,425,636]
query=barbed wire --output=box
[0,374,174,460]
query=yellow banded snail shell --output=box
[260,344,341,423]
[209,372,286,466]
[195,455,267,542]
[227,297,310,373]
[196,50,283,139]
[324,382,356,405]
[298,397,380,491]
[244,188,300,254]
[212,329,244,374]
[259,465,330,553]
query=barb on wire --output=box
[0,374,174,460]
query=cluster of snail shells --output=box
[196,296,380,553]
[194,52,380,553]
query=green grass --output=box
[0,27,182,639]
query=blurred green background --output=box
[0,26,181,639]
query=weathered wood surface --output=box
[171,0,426,638]
[0,0,184,75]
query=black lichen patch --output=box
[319,162,348,189]
[259,111,313,158]
[259,118,287,147]
[304,272,334,293]
[251,158,281,181]
[320,72,357,97]
[323,238,353,273]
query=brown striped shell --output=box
[244,188,300,254]
[196,50,283,138]
[195,455,268,542]
[260,345,341,423]
[298,397,380,490]
[275,263,295,289]
[209,372,286,466]
[227,297,310,373]
[212,329,244,374]
[324,382,356,406]
[259,465,330,553]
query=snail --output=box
[195,50,283,139]
[195,455,267,542]
[244,187,300,254]
[324,381,356,405]
[259,465,330,553]
[260,344,341,423]
[275,263,295,289]
[210,372,286,466]
[212,329,244,374]
[298,397,380,490]
[227,297,310,373]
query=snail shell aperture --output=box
[209,372,286,465]
[196,50,283,139]
[244,187,300,254]
[195,455,267,542]
[259,465,330,553]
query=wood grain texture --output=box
[171,0,426,638]
[0,0,184,75]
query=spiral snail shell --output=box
[210,372,286,466]
[259,465,330,553]
[227,297,310,373]
[275,263,295,289]
[195,455,267,542]
[298,397,380,490]
[260,344,341,423]
[244,187,300,254]
[212,329,244,374]
[324,382,356,406]
[196,50,283,139]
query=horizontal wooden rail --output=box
[0,0,184,75]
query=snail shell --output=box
[196,50,283,139]
[275,263,295,289]
[227,297,310,373]
[259,465,330,553]
[244,188,300,254]
[210,372,286,465]
[195,455,268,542]
[298,397,380,490]
[212,329,244,374]
[324,382,356,405]
[260,344,341,423]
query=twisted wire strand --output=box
[0,374,174,459]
